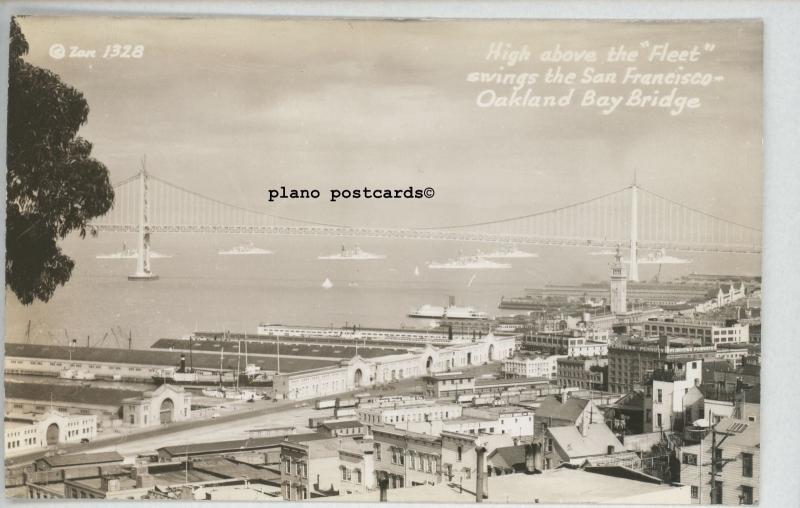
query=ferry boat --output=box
[478,245,538,259]
[428,252,511,270]
[627,248,692,265]
[59,369,96,381]
[151,367,237,387]
[96,243,172,259]
[318,245,386,260]
[152,338,274,388]
[237,341,274,387]
[408,304,489,320]
[201,387,260,401]
[151,340,237,387]
[588,249,617,256]
[218,242,273,255]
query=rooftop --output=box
[475,377,549,387]
[319,420,363,430]
[6,342,337,374]
[487,445,526,470]
[67,476,138,492]
[534,396,590,422]
[318,468,687,504]
[157,432,329,458]
[715,417,760,448]
[6,381,142,408]
[425,372,473,381]
[548,423,624,459]
[40,451,124,468]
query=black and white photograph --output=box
[4,14,766,504]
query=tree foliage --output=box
[7,18,114,304]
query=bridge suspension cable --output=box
[90,171,762,256]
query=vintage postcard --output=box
[5,16,762,504]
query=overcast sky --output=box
[16,17,762,229]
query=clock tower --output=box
[610,245,628,314]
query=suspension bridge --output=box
[87,168,762,281]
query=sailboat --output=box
[414,266,420,277]
[322,278,334,289]
[237,334,273,388]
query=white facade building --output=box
[646,359,704,433]
[273,334,516,401]
[4,410,97,457]
[407,408,534,438]
[358,403,463,427]
[502,354,566,379]
[121,384,192,427]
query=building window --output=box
[645,410,652,423]
[682,453,698,465]
[656,389,663,403]
[374,444,381,461]
[284,460,291,474]
[741,485,754,505]
[354,469,361,484]
[656,413,662,428]
[742,453,753,477]
[457,446,462,462]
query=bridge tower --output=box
[128,161,159,281]
[628,176,639,282]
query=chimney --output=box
[133,464,155,488]
[580,414,589,438]
[475,446,487,503]
[180,485,194,500]
[377,471,389,502]
[136,472,154,489]
[100,477,120,492]
[525,443,542,474]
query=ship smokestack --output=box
[179,354,186,373]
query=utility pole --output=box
[698,431,703,504]
[710,428,717,505]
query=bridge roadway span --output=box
[90,223,762,254]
